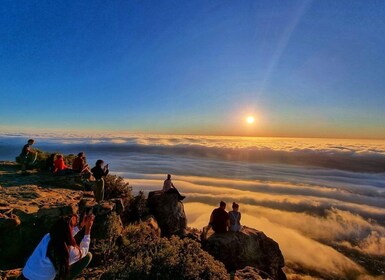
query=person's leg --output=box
[93,181,101,202]
[100,177,105,201]
[66,252,92,280]
[94,179,105,202]
[28,152,37,165]
[166,188,185,200]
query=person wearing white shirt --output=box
[22,213,94,280]
[162,174,185,200]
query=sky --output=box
[1,0,385,139]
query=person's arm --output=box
[209,212,214,225]
[239,212,241,223]
[171,182,176,189]
[103,167,109,176]
[72,226,81,236]
[68,215,94,265]
[68,236,91,265]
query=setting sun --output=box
[246,116,255,124]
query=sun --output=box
[246,116,255,124]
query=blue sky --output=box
[1,0,385,138]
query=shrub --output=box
[104,175,132,207]
[101,224,228,280]
[124,191,150,223]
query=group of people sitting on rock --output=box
[18,139,109,203]
[17,139,240,280]
[202,201,242,239]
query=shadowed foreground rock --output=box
[147,190,187,237]
[0,184,125,271]
[202,226,286,280]
[0,185,80,269]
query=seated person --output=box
[22,214,94,280]
[91,160,109,202]
[19,139,38,171]
[54,155,72,175]
[229,202,242,232]
[45,154,56,172]
[162,174,185,201]
[208,201,229,234]
[72,152,91,174]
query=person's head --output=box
[167,174,171,180]
[77,152,85,158]
[219,201,226,209]
[96,159,104,167]
[232,202,239,211]
[57,154,63,159]
[47,215,79,277]
[27,139,34,145]
[50,153,56,159]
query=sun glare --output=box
[246,116,255,124]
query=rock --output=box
[202,226,286,280]
[0,268,22,280]
[147,190,187,237]
[89,211,123,267]
[0,185,80,270]
[235,266,273,280]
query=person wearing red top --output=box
[54,155,72,175]
[72,152,91,174]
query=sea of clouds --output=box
[1,133,384,279]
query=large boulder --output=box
[202,226,286,280]
[147,190,187,237]
[0,185,80,270]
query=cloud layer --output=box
[1,134,385,278]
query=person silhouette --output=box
[162,174,185,201]
[91,160,109,202]
[208,201,230,234]
[229,202,242,232]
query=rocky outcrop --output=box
[202,226,286,280]
[0,268,22,280]
[0,185,80,269]
[147,190,187,237]
[0,184,125,271]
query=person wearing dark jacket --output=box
[91,160,109,202]
[209,201,230,233]
[19,139,37,172]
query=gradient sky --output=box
[1,0,385,138]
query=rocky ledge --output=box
[202,227,286,279]
[0,161,286,280]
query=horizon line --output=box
[1,127,385,142]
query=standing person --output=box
[229,202,242,232]
[53,155,72,175]
[19,139,37,172]
[91,160,109,202]
[208,201,230,234]
[162,174,185,200]
[22,214,94,280]
[72,152,91,175]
